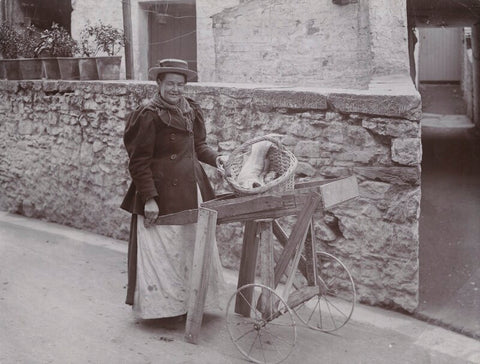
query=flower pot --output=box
[41,57,61,79]
[79,57,98,80]
[19,58,43,80]
[57,57,80,80]
[0,60,6,79]
[96,56,122,80]
[2,59,21,80]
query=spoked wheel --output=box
[293,252,356,332]
[226,283,296,364]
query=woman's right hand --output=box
[144,198,159,227]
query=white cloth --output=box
[133,188,224,319]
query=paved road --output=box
[1,212,479,364]
[417,83,480,339]
[419,124,480,339]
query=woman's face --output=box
[157,73,186,104]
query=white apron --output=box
[133,187,224,319]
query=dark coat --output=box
[121,97,218,305]
[120,98,218,216]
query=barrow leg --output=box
[185,207,218,344]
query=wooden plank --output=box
[234,221,259,316]
[320,175,359,209]
[154,209,198,225]
[286,285,319,310]
[184,208,217,344]
[258,220,275,319]
[151,192,314,226]
[272,220,308,279]
[198,176,357,225]
[268,285,319,321]
[304,219,317,286]
[218,207,300,224]
[153,192,315,225]
[294,176,349,190]
[202,194,296,218]
[281,225,308,300]
[215,192,324,224]
[274,192,321,286]
[151,176,357,226]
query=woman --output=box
[121,59,225,319]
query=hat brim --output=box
[148,67,197,81]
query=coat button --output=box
[172,178,178,186]
[169,133,176,141]
[170,154,177,160]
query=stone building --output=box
[2,0,479,124]
[0,0,479,313]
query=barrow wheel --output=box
[293,251,356,332]
[226,283,296,364]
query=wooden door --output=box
[418,27,462,82]
[148,3,197,80]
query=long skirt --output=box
[132,192,224,319]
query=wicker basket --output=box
[218,135,297,196]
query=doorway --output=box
[1,0,72,31]
[147,1,197,81]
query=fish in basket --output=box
[218,135,298,196]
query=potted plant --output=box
[36,23,80,80]
[0,22,21,79]
[80,21,125,80]
[78,23,99,80]
[17,25,43,80]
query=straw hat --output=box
[148,59,197,81]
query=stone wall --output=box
[0,77,422,311]
[209,0,371,88]
[197,0,410,87]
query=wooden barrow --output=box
[152,175,359,344]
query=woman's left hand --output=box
[216,155,230,176]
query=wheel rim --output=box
[226,283,296,364]
[293,252,356,332]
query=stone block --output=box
[252,88,327,110]
[294,140,321,157]
[80,143,94,166]
[391,138,422,166]
[316,221,337,241]
[0,80,19,92]
[385,187,421,223]
[319,166,351,177]
[354,166,420,185]
[103,83,128,96]
[359,180,391,200]
[42,81,59,93]
[295,161,316,177]
[323,122,345,143]
[57,81,75,93]
[328,92,421,120]
[18,81,34,91]
[18,120,34,135]
[218,140,238,151]
[32,81,43,92]
[77,81,103,94]
[92,140,105,153]
[362,117,420,138]
[83,99,98,111]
